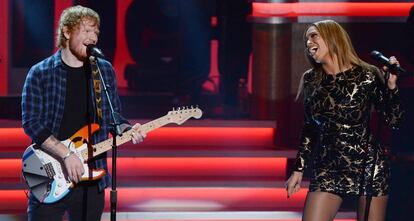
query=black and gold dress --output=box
[293,65,404,196]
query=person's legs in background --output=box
[176,0,213,105]
[217,0,251,118]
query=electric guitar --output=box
[21,107,202,203]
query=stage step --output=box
[0,211,357,221]
[2,146,295,158]
[1,156,292,187]
[0,187,310,213]
[0,120,277,153]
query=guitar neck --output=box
[88,115,172,158]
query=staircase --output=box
[0,119,356,221]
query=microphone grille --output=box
[370,50,381,58]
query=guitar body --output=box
[22,124,105,203]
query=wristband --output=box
[62,150,75,160]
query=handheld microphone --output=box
[370,50,406,74]
[86,44,105,59]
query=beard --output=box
[68,42,88,62]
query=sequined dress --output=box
[293,65,404,196]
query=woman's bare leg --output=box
[303,191,343,221]
[357,195,388,221]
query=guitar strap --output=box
[89,57,103,124]
[87,57,103,175]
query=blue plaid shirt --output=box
[22,50,128,191]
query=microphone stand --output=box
[89,56,122,221]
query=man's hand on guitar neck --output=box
[131,123,146,144]
[120,123,146,144]
[42,135,84,183]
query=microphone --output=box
[86,44,105,59]
[370,50,406,74]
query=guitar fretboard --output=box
[81,115,172,159]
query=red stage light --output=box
[253,2,414,17]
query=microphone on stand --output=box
[86,44,105,59]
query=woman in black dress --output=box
[285,20,404,221]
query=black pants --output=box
[176,0,251,105]
[28,182,105,221]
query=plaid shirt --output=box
[22,50,128,191]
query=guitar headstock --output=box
[167,106,203,125]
